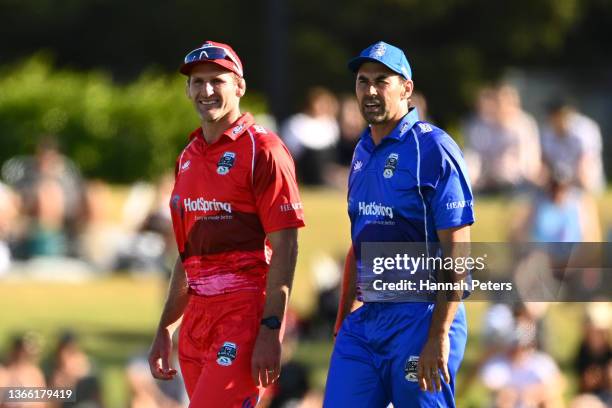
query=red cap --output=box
[180,41,244,77]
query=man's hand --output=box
[148,327,178,380]
[417,225,470,392]
[417,332,451,392]
[251,327,281,387]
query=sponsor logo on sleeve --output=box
[418,123,433,133]
[252,125,267,134]
[180,160,191,173]
[216,341,237,366]
[280,202,303,212]
[446,199,473,210]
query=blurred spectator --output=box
[2,136,85,259]
[335,95,365,167]
[70,375,104,408]
[2,334,46,388]
[574,303,611,399]
[0,182,21,275]
[126,336,186,408]
[115,175,175,276]
[509,163,602,303]
[480,306,565,408]
[304,252,341,339]
[325,95,364,190]
[46,331,102,408]
[541,98,606,193]
[410,91,429,122]
[510,163,601,243]
[126,358,184,408]
[76,181,125,272]
[48,331,92,390]
[281,87,340,186]
[569,393,607,408]
[464,85,541,193]
[260,309,323,408]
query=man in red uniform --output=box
[147,40,305,408]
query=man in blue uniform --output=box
[323,41,475,407]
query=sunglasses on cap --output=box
[183,45,243,77]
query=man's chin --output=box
[365,115,387,125]
[199,111,219,122]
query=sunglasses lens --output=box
[185,47,228,64]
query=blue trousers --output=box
[324,302,467,408]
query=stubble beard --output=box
[361,107,389,125]
[360,96,389,125]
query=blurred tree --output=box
[0,56,266,182]
[0,0,611,145]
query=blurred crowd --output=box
[0,83,611,407]
[1,303,609,407]
[0,136,177,279]
[277,82,606,198]
[0,331,102,408]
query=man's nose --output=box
[366,84,377,96]
[202,83,215,97]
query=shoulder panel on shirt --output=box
[175,129,201,176]
[249,124,304,233]
[248,124,296,193]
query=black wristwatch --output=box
[260,316,281,330]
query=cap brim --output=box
[179,59,241,76]
[347,56,382,73]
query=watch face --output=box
[261,316,281,329]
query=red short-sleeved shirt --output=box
[170,113,305,296]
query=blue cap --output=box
[348,41,412,80]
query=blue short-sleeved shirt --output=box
[348,108,475,300]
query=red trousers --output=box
[179,290,265,408]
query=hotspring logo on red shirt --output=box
[183,197,232,213]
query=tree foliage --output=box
[0,56,266,182]
[1,0,611,181]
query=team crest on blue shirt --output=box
[217,152,236,175]
[216,341,237,366]
[383,153,399,179]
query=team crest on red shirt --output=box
[217,152,236,175]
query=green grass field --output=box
[1,188,610,407]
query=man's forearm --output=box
[431,227,471,337]
[157,257,189,330]
[263,229,299,325]
[334,247,357,335]
[429,295,461,337]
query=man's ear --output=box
[185,78,190,98]
[401,79,414,101]
[236,77,246,98]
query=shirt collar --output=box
[361,107,420,149]
[222,112,255,141]
[188,112,255,143]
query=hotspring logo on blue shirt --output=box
[358,201,394,219]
